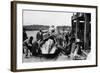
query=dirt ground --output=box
[22,54,71,63]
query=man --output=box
[65,33,69,44]
[36,29,45,55]
[49,25,56,36]
[36,29,43,42]
[23,29,28,41]
[69,37,76,58]
[23,29,28,54]
[23,36,33,58]
[70,38,84,60]
[56,32,65,55]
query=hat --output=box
[76,39,80,42]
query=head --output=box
[39,28,42,32]
[71,37,75,43]
[30,36,33,41]
[51,25,54,28]
[76,38,81,44]
[63,28,65,32]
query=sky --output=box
[23,10,73,26]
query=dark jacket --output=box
[36,32,43,41]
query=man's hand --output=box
[28,44,32,47]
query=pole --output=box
[84,13,87,50]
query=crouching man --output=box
[23,36,33,58]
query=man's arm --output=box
[42,30,48,34]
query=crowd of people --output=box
[23,25,88,60]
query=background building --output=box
[71,13,91,51]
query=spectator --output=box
[23,29,28,41]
